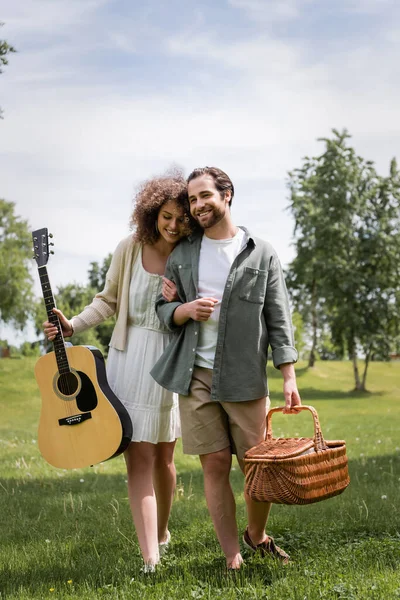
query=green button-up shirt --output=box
[151,227,297,402]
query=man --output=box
[151,166,301,570]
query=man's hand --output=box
[187,298,219,321]
[279,363,302,414]
[173,297,219,326]
[162,277,178,302]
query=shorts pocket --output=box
[239,267,268,304]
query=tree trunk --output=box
[308,278,317,368]
[360,346,372,392]
[348,335,364,391]
[351,351,363,390]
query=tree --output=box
[291,310,306,359]
[286,130,400,391]
[88,253,112,290]
[0,200,34,331]
[87,254,114,350]
[0,23,16,118]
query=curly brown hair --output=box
[130,168,195,244]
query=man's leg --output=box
[200,447,243,569]
[238,457,272,544]
[224,397,273,546]
[179,368,243,568]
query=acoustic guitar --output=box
[32,227,133,469]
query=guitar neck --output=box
[38,266,71,375]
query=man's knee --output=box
[200,447,232,478]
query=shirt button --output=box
[189,368,192,372]
[192,348,195,351]
[194,331,198,336]
[178,265,182,269]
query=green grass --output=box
[0,357,399,599]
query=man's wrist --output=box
[279,362,296,380]
[173,303,191,326]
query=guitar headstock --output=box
[32,228,54,268]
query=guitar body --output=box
[35,345,133,469]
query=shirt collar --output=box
[188,225,256,246]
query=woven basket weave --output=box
[244,405,350,505]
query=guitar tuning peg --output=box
[49,233,54,238]
[50,250,55,255]
[49,242,54,246]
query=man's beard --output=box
[196,205,225,229]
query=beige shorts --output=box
[178,366,270,459]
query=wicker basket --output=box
[244,405,350,505]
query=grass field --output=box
[0,357,399,599]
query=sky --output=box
[1,0,400,344]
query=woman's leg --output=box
[153,440,177,543]
[124,442,159,565]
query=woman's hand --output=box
[162,277,179,302]
[43,308,73,340]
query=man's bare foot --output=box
[227,553,244,570]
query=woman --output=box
[43,171,192,572]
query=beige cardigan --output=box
[71,236,140,351]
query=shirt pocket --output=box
[239,267,268,304]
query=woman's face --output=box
[157,199,186,245]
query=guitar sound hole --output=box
[58,372,79,396]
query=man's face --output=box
[187,175,230,229]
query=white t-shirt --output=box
[195,228,246,369]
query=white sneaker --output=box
[158,530,171,557]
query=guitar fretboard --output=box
[39,266,71,375]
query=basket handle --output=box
[266,405,328,452]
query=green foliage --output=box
[286,130,400,389]
[1,358,400,598]
[0,23,16,72]
[0,22,16,118]
[88,253,112,290]
[87,254,114,351]
[291,311,305,358]
[18,341,41,358]
[316,329,344,361]
[0,199,34,329]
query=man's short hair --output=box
[187,166,234,206]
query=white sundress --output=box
[106,247,181,443]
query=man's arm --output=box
[264,254,301,411]
[279,362,302,413]
[173,299,218,325]
[155,256,218,329]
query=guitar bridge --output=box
[58,412,92,426]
